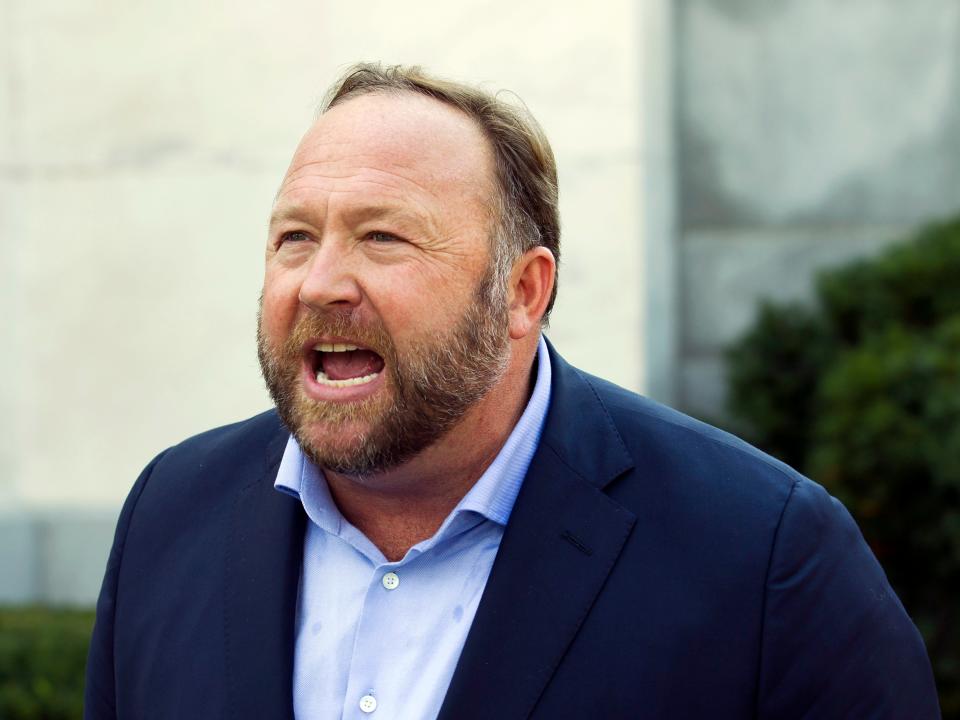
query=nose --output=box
[298,238,363,311]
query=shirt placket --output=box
[340,559,412,719]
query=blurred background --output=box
[1,0,958,716]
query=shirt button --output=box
[359,694,378,713]
[381,572,400,590]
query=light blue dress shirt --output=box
[274,336,552,720]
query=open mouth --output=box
[310,342,386,388]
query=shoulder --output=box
[571,367,805,517]
[158,408,285,465]
[121,409,287,522]
[146,409,285,482]
[104,409,289,603]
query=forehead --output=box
[275,92,497,222]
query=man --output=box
[85,64,940,719]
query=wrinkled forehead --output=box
[279,92,498,204]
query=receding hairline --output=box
[310,88,499,197]
[319,65,506,117]
[318,87,499,167]
[317,75,537,180]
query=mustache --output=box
[282,309,395,361]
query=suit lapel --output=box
[224,423,306,720]
[438,344,638,720]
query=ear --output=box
[507,247,556,340]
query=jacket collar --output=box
[536,337,635,489]
[437,341,637,719]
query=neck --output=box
[325,338,538,561]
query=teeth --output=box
[313,343,359,352]
[315,370,380,388]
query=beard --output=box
[257,269,511,477]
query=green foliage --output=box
[727,302,834,470]
[0,607,94,720]
[817,219,960,344]
[726,216,960,717]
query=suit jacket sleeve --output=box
[84,449,170,720]
[757,476,940,718]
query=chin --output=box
[289,416,373,470]
[298,417,368,449]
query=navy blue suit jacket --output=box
[85,344,940,718]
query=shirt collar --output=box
[274,335,553,532]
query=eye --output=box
[367,230,401,244]
[280,230,311,244]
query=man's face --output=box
[257,92,510,476]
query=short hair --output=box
[319,62,561,322]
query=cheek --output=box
[366,273,466,334]
[260,275,301,342]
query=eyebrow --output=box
[269,202,434,235]
[269,203,314,227]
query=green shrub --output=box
[0,606,94,720]
[726,216,960,717]
[818,219,960,344]
[727,302,834,470]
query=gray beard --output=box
[257,270,510,477]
